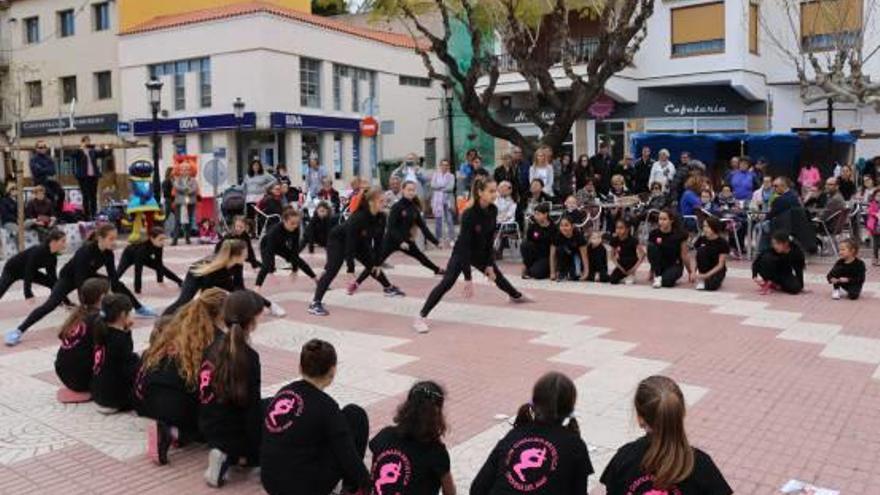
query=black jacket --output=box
[302,215,333,253]
[330,209,384,270]
[59,241,117,287]
[72,146,111,180]
[262,223,301,256]
[386,197,438,245]
[454,203,497,277]
[4,244,60,298]
[216,232,260,268]
[91,326,140,410]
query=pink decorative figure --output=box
[267,398,296,427]
[513,447,547,482]
[374,461,402,495]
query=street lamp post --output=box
[145,77,164,208]
[233,97,245,184]
[442,83,456,196]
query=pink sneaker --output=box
[346,281,359,296]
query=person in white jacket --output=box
[495,181,518,224]
[529,146,555,197]
[649,149,676,192]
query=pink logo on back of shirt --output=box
[503,437,559,492]
[264,389,304,433]
[61,322,86,350]
[198,361,215,404]
[371,449,412,495]
[513,447,547,482]
[133,365,146,400]
[92,345,105,375]
[625,474,683,495]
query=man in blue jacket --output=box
[71,136,110,219]
[29,141,63,215]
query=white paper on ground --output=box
[780,479,839,495]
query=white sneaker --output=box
[413,317,430,334]
[269,302,287,317]
[695,281,706,291]
[624,275,635,285]
[831,288,841,300]
[652,276,662,289]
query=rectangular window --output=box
[333,64,344,111]
[93,2,110,31]
[174,73,185,111]
[199,133,214,154]
[60,76,77,104]
[94,71,112,100]
[399,75,431,87]
[299,58,321,109]
[749,3,759,54]
[24,17,39,44]
[58,9,75,38]
[351,69,360,113]
[671,2,725,56]
[801,0,863,51]
[26,81,42,108]
[199,58,211,107]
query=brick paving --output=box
[0,244,877,494]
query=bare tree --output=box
[369,0,655,155]
[761,0,880,109]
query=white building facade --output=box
[118,3,444,191]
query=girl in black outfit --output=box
[369,381,456,495]
[200,290,265,488]
[646,209,692,289]
[752,231,806,295]
[117,227,183,294]
[0,228,68,302]
[826,238,866,300]
[216,216,261,270]
[302,202,333,253]
[5,224,154,347]
[550,216,589,282]
[137,288,228,466]
[91,294,138,413]
[164,240,283,317]
[351,181,443,294]
[520,203,553,280]
[609,219,644,285]
[414,178,528,334]
[585,232,609,283]
[692,217,729,291]
[54,277,110,395]
[601,375,732,495]
[255,208,316,289]
[261,339,370,495]
[471,372,593,494]
[308,189,403,317]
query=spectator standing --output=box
[530,146,555,198]
[172,162,199,246]
[29,141,63,215]
[494,153,520,201]
[304,158,326,199]
[392,153,427,198]
[511,146,532,196]
[649,149,676,193]
[72,136,111,219]
[589,142,614,195]
[633,146,653,194]
[727,157,757,201]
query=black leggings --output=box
[18,275,142,333]
[520,241,549,279]
[117,251,183,294]
[420,255,521,318]
[256,247,317,287]
[355,238,441,285]
[699,269,726,291]
[609,259,638,285]
[752,254,803,294]
[163,272,272,316]
[646,244,684,287]
[313,240,391,304]
[0,270,59,300]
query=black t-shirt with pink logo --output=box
[261,380,370,495]
[470,422,593,495]
[600,436,732,495]
[525,223,554,259]
[90,326,140,410]
[369,426,450,495]
[54,312,99,393]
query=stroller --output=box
[218,186,246,236]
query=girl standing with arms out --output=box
[431,159,456,247]
[5,224,155,347]
[54,278,110,396]
[369,381,456,495]
[692,217,729,291]
[827,238,866,300]
[600,376,732,495]
[351,181,443,294]
[308,189,404,317]
[200,290,265,488]
[646,210,692,289]
[0,228,67,302]
[137,288,228,466]
[117,227,183,294]
[172,162,199,245]
[609,219,644,285]
[255,208,317,290]
[471,372,593,494]
[91,294,138,413]
[414,178,528,334]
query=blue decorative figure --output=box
[126,159,162,241]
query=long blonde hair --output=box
[192,239,245,277]
[636,375,695,489]
[141,288,228,389]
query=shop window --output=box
[671,2,725,56]
[595,122,625,161]
[801,0,862,51]
[749,3,759,54]
[200,134,214,154]
[695,117,747,133]
[300,58,322,109]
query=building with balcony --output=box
[482,0,880,162]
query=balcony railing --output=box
[495,37,599,73]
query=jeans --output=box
[434,204,455,242]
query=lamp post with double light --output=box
[145,77,163,208]
[233,97,245,184]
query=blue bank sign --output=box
[133,113,257,135]
[270,113,360,133]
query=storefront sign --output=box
[637,86,765,118]
[20,113,119,137]
[587,95,616,119]
[132,113,257,135]
[270,113,360,133]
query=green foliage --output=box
[312,0,349,16]
[368,0,602,30]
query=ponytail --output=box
[402,180,423,211]
[59,277,110,340]
[193,240,245,277]
[635,375,694,489]
[43,228,66,247]
[86,223,116,243]
[514,372,579,434]
[469,176,496,208]
[92,294,133,346]
[210,290,264,406]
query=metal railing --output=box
[495,37,599,73]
